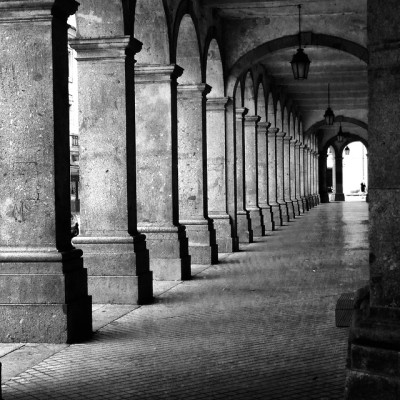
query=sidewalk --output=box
[1,202,369,399]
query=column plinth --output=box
[71,37,153,303]
[0,1,92,343]
[135,64,191,280]
[177,84,218,264]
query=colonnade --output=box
[0,1,319,343]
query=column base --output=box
[301,197,309,212]
[345,296,400,400]
[259,205,274,232]
[248,208,265,237]
[237,210,253,243]
[293,199,302,216]
[209,214,237,253]
[73,234,153,305]
[335,193,346,201]
[180,219,218,265]
[279,202,290,223]
[320,192,330,203]
[138,225,191,281]
[0,248,92,343]
[270,204,282,228]
[286,201,296,219]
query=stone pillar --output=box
[284,136,295,219]
[300,145,308,211]
[177,84,218,264]
[290,139,300,216]
[307,147,314,208]
[0,0,92,343]
[319,153,329,203]
[295,142,303,214]
[345,2,400,398]
[276,132,289,223]
[236,108,253,243]
[207,97,237,253]
[135,65,191,281]
[268,128,281,227]
[71,37,152,304]
[257,123,274,231]
[225,100,239,251]
[315,151,320,204]
[244,115,265,237]
[334,156,345,201]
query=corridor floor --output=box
[0,201,369,400]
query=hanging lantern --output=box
[344,146,350,155]
[290,5,311,80]
[324,84,335,125]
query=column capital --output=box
[276,131,286,139]
[177,83,211,97]
[206,96,229,111]
[71,36,140,62]
[235,107,248,120]
[244,115,261,125]
[283,135,293,142]
[257,122,271,134]
[135,64,183,83]
[299,144,306,149]
[0,0,79,22]
[267,127,280,136]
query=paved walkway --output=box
[1,201,369,400]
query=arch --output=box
[226,33,368,96]
[305,116,368,136]
[205,35,224,98]
[134,0,170,64]
[243,71,255,115]
[175,14,202,84]
[235,79,243,106]
[321,134,369,156]
[256,81,266,122]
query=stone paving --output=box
[0,201,369,399]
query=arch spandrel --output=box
[75,0,125,37]
[205,38,224,98]
[256,83,266,122]
[282,106,289,135]
[134,0,170,64]
[243,71,255,115]
[176,14,202,84]
[267,93,275,127]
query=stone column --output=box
[244,115,265,237]
[257,122,274,231]
[307,147,314,208]
[314,151,320,204]
[345,2,400,398]
[295,142,303,214]
[268,128,281,227]
[207,97,236,253]
[334,156,345,201]
[0,0,92,343]
[236,108,253,243]
[135,65,191,281]
[225,100,239,251]
[71,37,153,304]
[300,144,308,212]
[319,153,329,203]
[276,132,289,223]
[177,84,218,264]
[290,139,300,216]
[284,135,295,219]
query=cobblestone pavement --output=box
[1,201,368,399]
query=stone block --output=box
[150,257,191,281]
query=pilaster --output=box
[299,144,308,212]
[235,108,253,243]
[294,142,302,214]
[207,97,236,253]
[244,115,265,237]
[284,135,295,219]
[0,0,92,343]
[177,84,218,264]
[135,64,191,280]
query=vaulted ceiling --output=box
[202,0,368,137]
